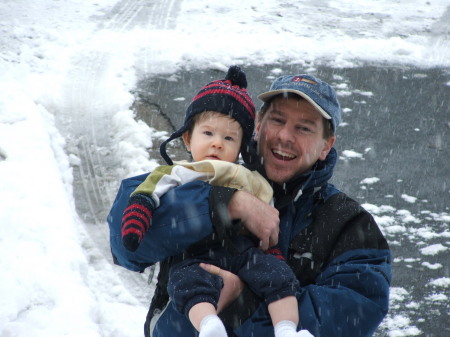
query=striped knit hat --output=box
[160,66,256,165]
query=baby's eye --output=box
[224,136,234,141]
[203,131,213,136]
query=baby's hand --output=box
[199,263,244,313]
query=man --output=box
[108,73,391,337]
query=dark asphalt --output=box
[135,64,450,336]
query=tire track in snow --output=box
[54,0,182,307]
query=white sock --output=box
[275,320,297,337]
[199,314,228,337]
[274,320,315,337]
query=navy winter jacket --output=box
[108,148,391,336]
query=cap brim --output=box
[258,89,332,120]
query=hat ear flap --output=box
[159,137,174,165]
[159,127,187,165]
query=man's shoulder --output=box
[289,189,390,285]
[314,190,389,254]
[319,190,364,215]
[314,190,379,239]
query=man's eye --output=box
[270,117,283,124]
[297,126,311,133]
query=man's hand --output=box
[199,263,244,313]
[228,190,279,250]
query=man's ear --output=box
[253,113,263,140]
[319,136,336,161]
[182,132,191,151]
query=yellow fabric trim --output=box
[175,160,273,203]
[133,165,175,196]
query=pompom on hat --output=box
[160,66,256,165]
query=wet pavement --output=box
[134,64,450,336]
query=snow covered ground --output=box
[0,0,449,336]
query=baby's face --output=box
[184,112,243,162]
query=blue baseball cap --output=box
[258,74,342,132]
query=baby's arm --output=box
[121,164,209,251]
[121,193,157,251]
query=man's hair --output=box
[260,94,335,139]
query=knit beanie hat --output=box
[160,66,256,165]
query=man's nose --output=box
[277,125,295,143]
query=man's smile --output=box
[272,149,296,161]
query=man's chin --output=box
[265,168,294,184]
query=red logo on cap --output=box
[292,76,317,85]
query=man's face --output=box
[254,96,336,184]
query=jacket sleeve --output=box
[110,180,238,272]
[236,244,391,337]
[110,180,212,271]
[236,193,392,337]
[298,248,391,336]
[297,194,392,336]
[133,164,209,207]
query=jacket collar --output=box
[271,147,337,208]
